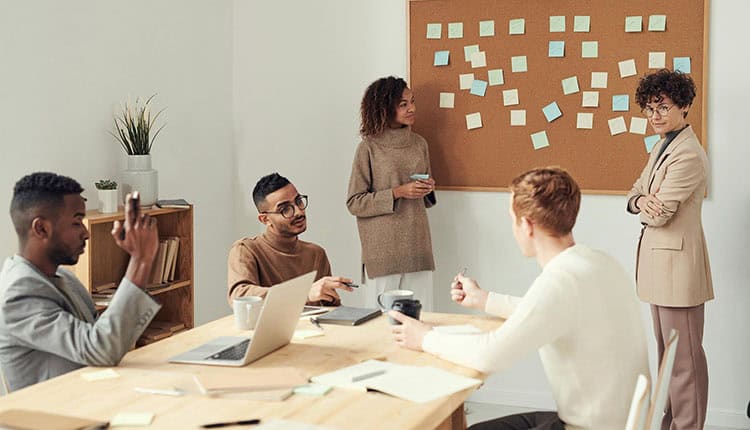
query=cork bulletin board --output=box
[408,0,709,194]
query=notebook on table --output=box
[313,306,381,326]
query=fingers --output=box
[111,220,124,245]
[388,310,411,323]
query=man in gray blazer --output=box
[0,172,161,391]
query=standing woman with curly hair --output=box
[346,76,437,311]
[626,69,712,429]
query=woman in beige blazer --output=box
[627,69,713,430]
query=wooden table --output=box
[0,312,502,429]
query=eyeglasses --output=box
[641,104,675,118]
[260,195,308,219]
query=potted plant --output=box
[95,179,119,213]
[110,94,166,206]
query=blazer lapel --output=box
[647,126,693,192]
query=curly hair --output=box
[252,172,290,211]
[10,172,84,240]
[360,76,408,138]
[509,167,581,237]
[635,69,696,117]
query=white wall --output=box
[0,1,235,325]
[233,1,749,427]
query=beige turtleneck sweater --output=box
[346,127,436,278]
[227,231,333,305]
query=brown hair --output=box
[509,167,580,237]
[360,76,408,137]
[635,69,696,118]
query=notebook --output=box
[313,306,381,326]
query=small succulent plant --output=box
[95,179,118,190]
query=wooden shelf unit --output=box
[68,206,194,330]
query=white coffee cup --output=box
[377,289,414,310]
[233,296,263,330]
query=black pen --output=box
[201,419,260,428]
[343,281,359,288]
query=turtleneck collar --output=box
[372,126,413,148]
[260,229,299,254]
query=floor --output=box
[464,401,739,429]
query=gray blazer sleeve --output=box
[2,275,160,366]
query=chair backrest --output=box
[0,364,10,395]
[625,374,651,430]
[646,329,679,430]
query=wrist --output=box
[392,187,402,200]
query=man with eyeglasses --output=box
[626,69,712,430]
[227,173,353,306]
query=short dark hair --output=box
[252,173,290,211]
[635,69,696,117]
[10,172,84,240]
[360,76,408,137]
[510,167,580,237]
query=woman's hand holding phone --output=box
[394,175,435,200]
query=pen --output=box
[310,317,323,330]
[351,369,387,382]
[343,281,359,288]
[201,419,260,428]
[134,387,185,396]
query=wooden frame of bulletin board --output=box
[408,0,709,194]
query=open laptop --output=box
[169,271,315,367]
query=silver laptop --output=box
[169,271,315,367]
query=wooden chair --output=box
[625,374,651,430]
[646,329,679,430]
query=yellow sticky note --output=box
[448,22,464,39]
[510,110,526,126]
[573,16,590,32]
[625,16,642,33]
[81,369,120,381]
[591,72,608,89]
[479,20,495,37]
[511,56,527,73]
[110,412,154,427]
[439,92,455,108]
[488,69,504,86]
[581,41,598,58]
[618,59,637,78]
[459,73,475,90]
[649,52,666,69]
[502,89,519,106]
[630,117,648,135]
[577,113,594,129]
[648,15,667,32]
[561,76,580,95]
[608,116,627,135]
[549,16,565,32]
[582,91,600,108]
[471,51,487,68]
[466,112,482,130]
[426,23,442,39]
[509,18,525,35]
[293,330,325,340]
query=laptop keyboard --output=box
[209,338,251,361]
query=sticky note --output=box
[531,131,550,150]
[110,413,154,427]
[509,18,525,35]
[448,22,464,39]
[434,51,449,66]
[488,69,504,86]
[608,116,627,135]
[674,57,691,73]
[543,102,562,122]
[549,16,565,32]
[479,20,495,37]
[293,383,332,396]
[439,92,455,108]
[549,41,565,58]
[649,52,666,69]
[503,89,519,106]
[591,72,608,88]
[619,59,637,78]
[293,330,325,340]
[510,110,526,126]
[471,51,487,68]
[582,41,598,58]
[625,16,642,32]
[644,135,661,153]
[511,56,527,72]
[427,23,442,39]
[470,79,488,96]
[466,112,482,130]
[574,16,590,32]
[649,15,667,32]
[82,369,120,381]
[582,91,600,107]
[630,117,648,135]
[459,73,475,90]
[562,76,580,95]
[577,112,594,129]
[612,95,630,112]
[464,44,480,62]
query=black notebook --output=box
[315,306,381,326]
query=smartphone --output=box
[120,192,140,240]
[410,173,430,181]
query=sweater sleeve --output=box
[346,142,396,218]
[484,291,522,318]
[227,241,270,304]
[422,272,572,374]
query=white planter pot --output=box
[121,155,158,206]
[97,189,119,213]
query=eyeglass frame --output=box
[641,103,676,118]
[259,194,308,219]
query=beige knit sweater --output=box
[346,127,436,278]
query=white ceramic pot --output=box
[121,155,158,206]
[97,189,119,213]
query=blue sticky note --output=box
[434,50,449,66]
[542,102,562,122]
[548,41,565,58]
[644,135,661,153]
[674,57,691,73]
[531,131,550,150]
[612,95,630,112]
[470,79,488,96]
